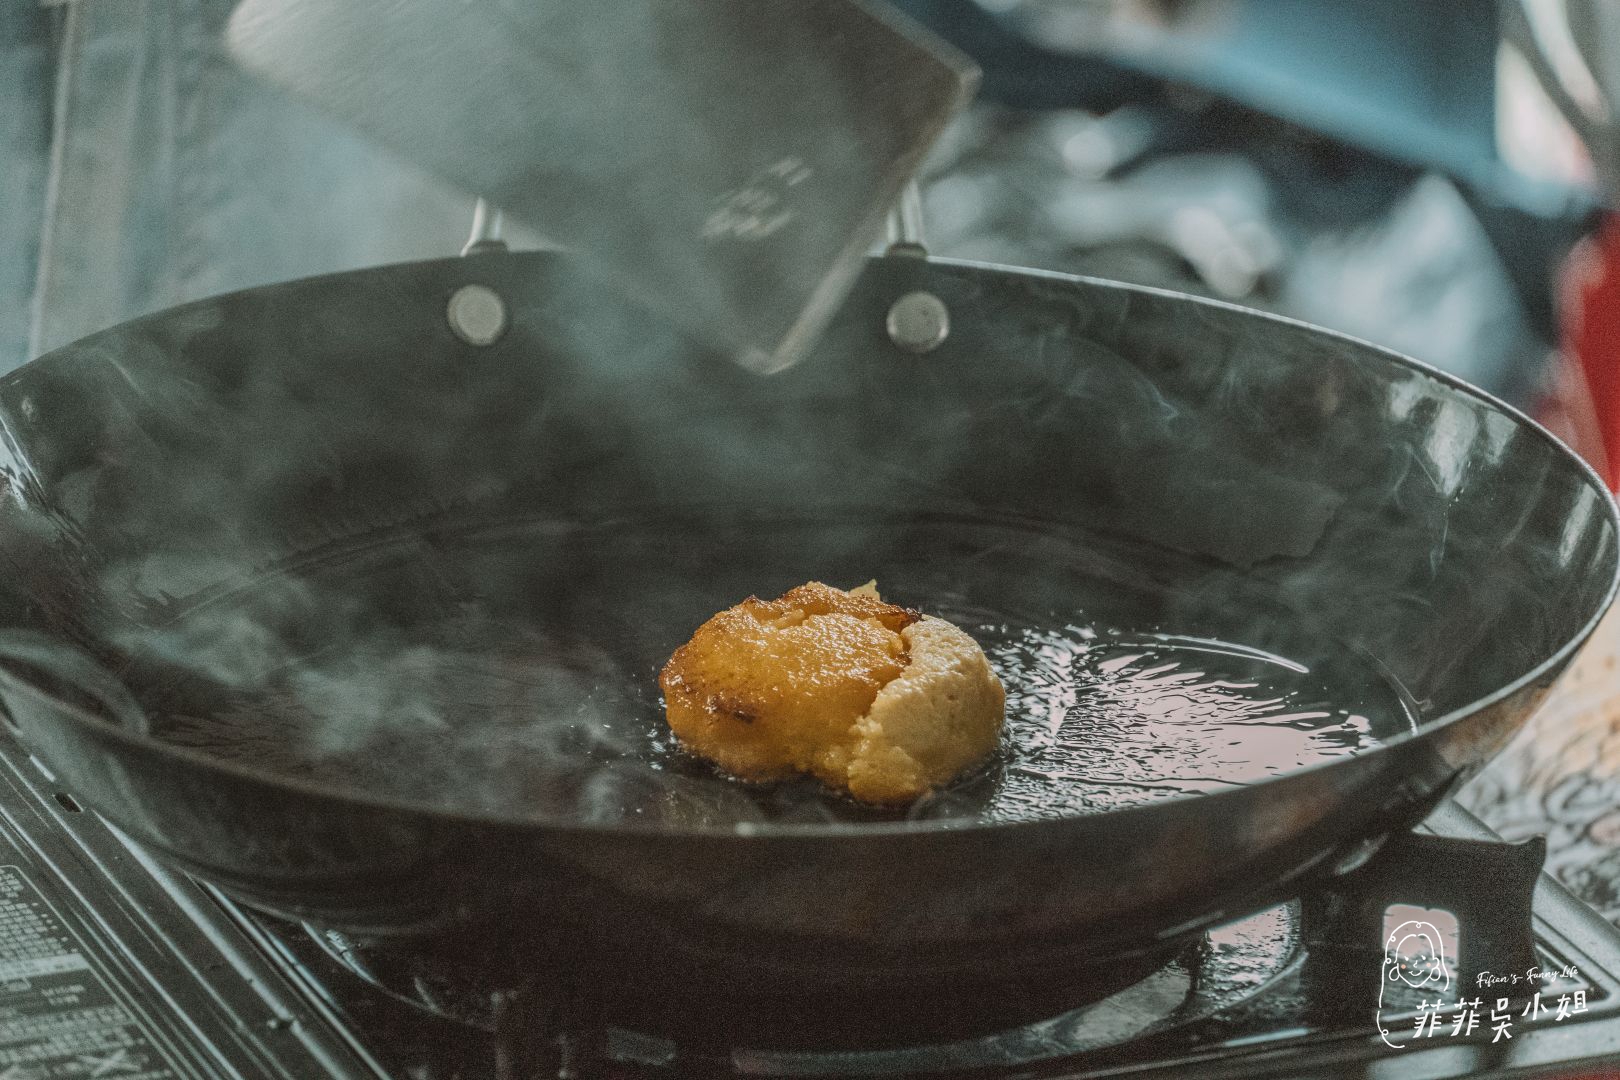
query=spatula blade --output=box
[225,0,978,372]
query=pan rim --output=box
[4,253,1617,840]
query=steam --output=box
[105,569,770,826]
[0,213,1610,832]
[223,0,972,373]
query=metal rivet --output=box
[886,291,950,354]
[447,284,507,346]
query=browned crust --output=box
[657,582,919,784]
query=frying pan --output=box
[0,250,1612,1036]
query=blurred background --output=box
[889,0,1618,490]
[12,0,1620,485]
[8,0,1620,489]
[7,1,1618,464]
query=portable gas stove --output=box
[2,729,1619,1079]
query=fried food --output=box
[659,581,1005,805]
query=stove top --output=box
[2,728,1619,1079]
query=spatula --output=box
[225,0,978,373]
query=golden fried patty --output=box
[659,582,1005,805]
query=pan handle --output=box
[461,198,507,256]
[885,180,927,255]
[0,631,150,736]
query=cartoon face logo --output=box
[1384,920,1452,990]
[1377,906,1458,1049]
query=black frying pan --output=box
[0,252,1611,1037]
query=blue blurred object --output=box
[888,0,1601,403]
[891,0,1590,218]
[888,0,1158,111]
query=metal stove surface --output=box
[1,724,1619,1079]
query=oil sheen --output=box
[137,511,1419,827]
[937,624,1411,824]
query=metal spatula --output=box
[225,0,977,373]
